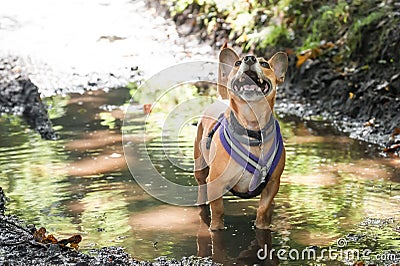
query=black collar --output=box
[228,111,274,146]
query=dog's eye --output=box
[260,62,270,69]
[234,60,242,67]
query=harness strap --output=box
[228,111,275,146]
[205,113,224,149]
[222,119,283,194]
[204,112,284,197]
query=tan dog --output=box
[194,45,288,230]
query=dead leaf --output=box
[58,235,82,250]
[42,234,57,244]
[296,42,334,68]
[363,118,375,127]
[32,226,82,249]
[33,227,47,242]
[383,127,400,154]
[296,49,312,68]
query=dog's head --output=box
[218,47,288,105]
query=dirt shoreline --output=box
[153,0,400,155]
[0,187,220,266]
[0,56,57,140]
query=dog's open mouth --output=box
[231,71,272,95]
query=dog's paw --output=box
[209,221,225,231]
[255,223,273,230]
[255,219,273,230]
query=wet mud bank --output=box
[152,1,400,155]
[0,57,57,140]
[277,51,400,149]
[0,55,140,140]
[0,188,219,266]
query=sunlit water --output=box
[0,87,399,265]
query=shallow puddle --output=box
[0,87,399,265]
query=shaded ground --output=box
[0,188,219,266]
[158,0,400,154]
[0,56,57,140]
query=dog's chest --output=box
[232,170,253,193]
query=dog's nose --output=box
[243,55,256,65]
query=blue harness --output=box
[206,112,284,198]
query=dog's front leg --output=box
[207,177,225,230]
[255,151,285,229]
[255,180,278,229]
[209,197,225,230]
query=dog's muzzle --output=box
[230,69,272,98]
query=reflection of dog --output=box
[194,44,288,230]
[197,206,278,265]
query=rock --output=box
[0,187,6,215]
[0,56,57,140]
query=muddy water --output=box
[0,88,399,265]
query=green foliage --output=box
[298,1,349,51]
[43,95,69,120]
[348,11,385,56]
[165,0,291,52]
[245,25,290,51]
[165,0,395,65]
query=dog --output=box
[194,44,288,230]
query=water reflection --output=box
[197,205,279,265]
[0,87,399,264]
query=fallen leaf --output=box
[383,127,400,155]
[43,234,58,244]
[363,118,375,127]
[296,49,312,68]
[58,235,82,250]
[33,227,47,242]
[32,226,82,249]
[296,42,334,68]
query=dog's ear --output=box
[219,47,239,76]
[269,52,288,84]
[218,47,239,99]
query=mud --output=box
[0,56,57,140]
[155,1,400,154]
[276,52,400,148]
[0,188,220,266]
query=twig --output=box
[0,239,29,246]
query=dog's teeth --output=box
[239,76,244,82]
[259,78,263,84]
